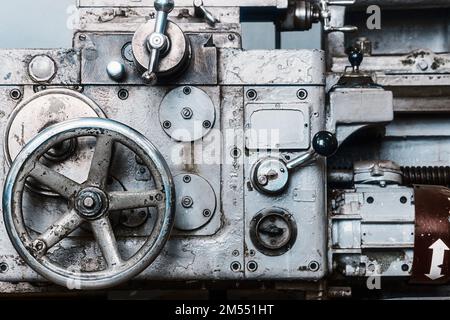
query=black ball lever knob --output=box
[312,131,338,157]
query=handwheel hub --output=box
[75,187,109,220]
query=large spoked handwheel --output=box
[2,118,175,290]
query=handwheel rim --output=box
[2,118,175,290]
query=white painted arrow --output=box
[425,239,449,280]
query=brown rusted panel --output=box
[411,185,450,284]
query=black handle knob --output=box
[347,47,363,71]
[313,131,338,157]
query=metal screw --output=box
[162,120,172,129]
[0,263,8,273]
[202,120,212,129]
[230,147,241,159]
[203,209,211,217]
[297,89,308,100]
[401,264,409,272]
[247,261,258,272]
[230,261,241,272]
[155,193,163,202]
[249,249,256,257]
[400,196,408,204]
[183,86,192,95]
[183,175,191,183]
[232,250,239,257]
[181,196,194,208]
[9,89,22,100]
[118,89,129,100]
[246,89,257,100]
[181,107,193,120]
[308,261,320,272]
[228,34,236,41]
[78,34,87,41]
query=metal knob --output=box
[142,0,175,85]
[194,0,219,26]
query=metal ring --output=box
[2,118,175,290]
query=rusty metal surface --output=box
[411,185,450,284]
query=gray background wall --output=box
[0,0,321,50]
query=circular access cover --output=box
[159,86,216,142]
[173,173,217,231]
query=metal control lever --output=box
[193,0,219,26]
[142,0,175,84]
[319,0,358,33]
[252,132,338,195]
[286,131,338,171]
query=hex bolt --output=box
[181,107,193,120]
[183,175,191,183]
[181,196,194,208]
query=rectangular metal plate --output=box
[245,103,310,150]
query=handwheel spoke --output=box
[87,136,114,189]
[34,210,83,253]
[91,217,122,268]
[30,162,81,199]
[108,189,164,211]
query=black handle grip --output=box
[312,131,338,157]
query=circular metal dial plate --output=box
[159,86,216,142]
[173,173,216,231]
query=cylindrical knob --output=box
[155,0,175,13]
[312,131,338,157]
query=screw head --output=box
[203,209,211,217]
[181,107,193,120]
[162,120,172,129]
[202,120,212,129]
[181,196,194,208]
